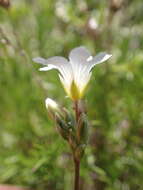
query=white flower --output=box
[33,46,112,100]
[45,98,58,110]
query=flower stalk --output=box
[74,158,80,190]
[73,100,81,190]
[74,101,80,123]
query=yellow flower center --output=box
[70,81,81,100]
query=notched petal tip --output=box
[100,53,112,62]
[105,53,112,59]
[87,56,93,62]
[69,46,91,63]
[71,46,87,52]
[92,52,112,65]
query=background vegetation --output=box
[0,0,143,189]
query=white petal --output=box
[69,46,91,63]
[45,57,73,86]
[39,65,56,71]
[46,56,69,66]
[42,56,74,92]
[78,72,92,94]
[87,56,93,62]
[46,57,72,77]
[59,74,71,96]
[87,52,112,72]
[92,52,112,64]
[69,46,92,88]
[34,56,73,84]
[39,67,50,71]
[33,57,47,65]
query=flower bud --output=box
[45,98,60,120]
[55,113,70,140]
[45,98,58,110]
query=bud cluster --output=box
[45,98,89,161]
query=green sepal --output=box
[55,113,70,140]
[74,144,86,161]
[55,111,75,141]
[77,113,89,145]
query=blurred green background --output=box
[0,0,143,189]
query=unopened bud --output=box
[45,98,58,110]
[45,98,60,120]
[56,113,70,140]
